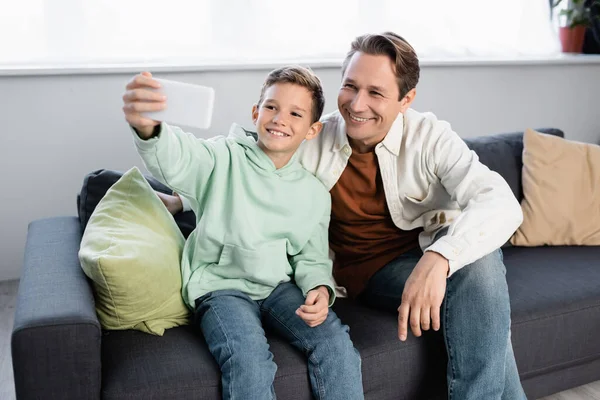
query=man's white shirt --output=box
[183,108,523,277]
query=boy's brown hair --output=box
[342,32,420,100]
[257,66,325,124]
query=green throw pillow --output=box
[79,166,190,335]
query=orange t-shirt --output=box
[329,150,422,297]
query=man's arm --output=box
[423,122,523,276]
[123,71,218,211]
[397,119,523,341]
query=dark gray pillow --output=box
[464,128,564,202]
[77,169,196,238]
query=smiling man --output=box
[297,32,526,400]
[165,32,526,399]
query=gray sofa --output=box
[11,127,600,399]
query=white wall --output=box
[1,62,599,281]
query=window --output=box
[0,0,561,67]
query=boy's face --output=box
[252,83,322,163]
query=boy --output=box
[122,67,363,400]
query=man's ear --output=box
[399,88,417,113]
[251,104,259,124]
[304,121,323,141]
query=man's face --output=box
[252,82,321,160]
[338,52,413,149]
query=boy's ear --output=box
[304,121,323,141]
[251,104,259,124]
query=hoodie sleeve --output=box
[289,195,336,306]
[131,122,220,213]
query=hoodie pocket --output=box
[215,242,292,286]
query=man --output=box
[161,32,526,399]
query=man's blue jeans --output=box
[194,282,364,400]
[360,247,527,400]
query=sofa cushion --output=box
[78,168,196,238]
[463,128,563,202]
[504,246,600,379]
[511,129,600,246]
[79,167,190,336]
[101,299,448,400]
[99,245,600,399]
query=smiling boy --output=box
[122,66,364,400]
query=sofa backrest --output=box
[77,128,564,238]
[464,128,564,202]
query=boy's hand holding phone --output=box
[122,71,215,139]
[122,72,165,139]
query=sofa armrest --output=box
[12,217,101,400]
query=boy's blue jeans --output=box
[360,247,527,400]
[194,282,364,400]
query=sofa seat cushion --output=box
[101,245,600,399]
[504,246,600,379]
[101,299,448,400]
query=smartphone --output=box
[142,78,215,130]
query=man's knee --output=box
[457,249,505,280]
[450,249,509,302]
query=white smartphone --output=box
[142,78,215,130]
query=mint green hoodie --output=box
[132,123,335,309]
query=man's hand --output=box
[156,192,184,215]
[398,251,449,341]
[122,71,166,139]
[296,286,330,327]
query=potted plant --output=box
[552,0,600,52]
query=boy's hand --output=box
[296,286,330,327]
[122,72,166,139]
[155,192,184,215]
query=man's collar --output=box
[379,112,404,156]
[332,111,405,156]
[332,124,349,153]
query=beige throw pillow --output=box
[511,129,600,246]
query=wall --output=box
[1,61,599,281]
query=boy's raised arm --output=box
[123,72,217,208]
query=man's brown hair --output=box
[342,32,420,100]
[257,66,325,124]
